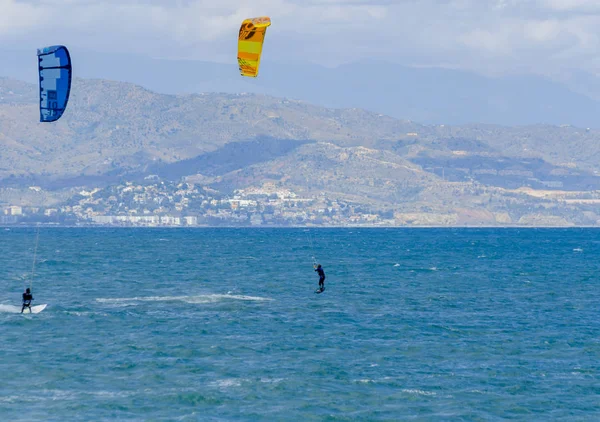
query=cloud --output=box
[0,0,45,34]
[2,0,600,76]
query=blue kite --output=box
[37,45,72,122]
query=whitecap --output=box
[210,379,242,389]
[260,378,283,384]
[0,395,21,403]
[90,390,137,398]
[402,389,437,396]
[186,294,274,304]
[0,304,21,313]
[65,311,109,317]
[96,294,274,305]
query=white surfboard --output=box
[21,304,47,314]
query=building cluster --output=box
[1,181,393,227]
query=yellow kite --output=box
[237,17,271,77]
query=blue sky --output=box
[2,0,600,78]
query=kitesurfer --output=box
[314,264,325,291]
[21,288,33,313]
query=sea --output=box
[1,227,599,421]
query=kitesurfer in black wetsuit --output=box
[21,288,33,313]
[314,264,325,291]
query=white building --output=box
[6,206,22,216]
[184,216,198,226]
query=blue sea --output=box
[1,228,600,421]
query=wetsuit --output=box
[315,267,325,290]
[21,292,33,313]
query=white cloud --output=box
[0,0,45,34]
[2,0,600,76]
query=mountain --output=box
[3,77,600,226]
[2,48,600,127]
[0,77,421,183]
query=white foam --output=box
[0,304,22,313]
[210,379,243,389]
[90,390,137,399]
[96,294,274,305]
[402,389,437,396]
[66,311,109,317]
[39,389,80,401]
[260,377,284,384]
[353,376,392,384]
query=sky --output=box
[2,0,600,78]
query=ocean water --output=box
[1,228,600,421]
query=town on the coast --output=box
[0,180,392,227]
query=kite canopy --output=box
[237,17,271,77]
[37,45,72,122]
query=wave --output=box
[0,304,21,313]
[209,378,244,389]
[63,310,109,317]
[402,389,437,397]
[96,294,274,305]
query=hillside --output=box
[0,78,422,181]
[2,77,600,226]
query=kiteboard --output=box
[315,287,325,294]
[21,304,47,314]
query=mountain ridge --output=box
[2,77,600,226]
